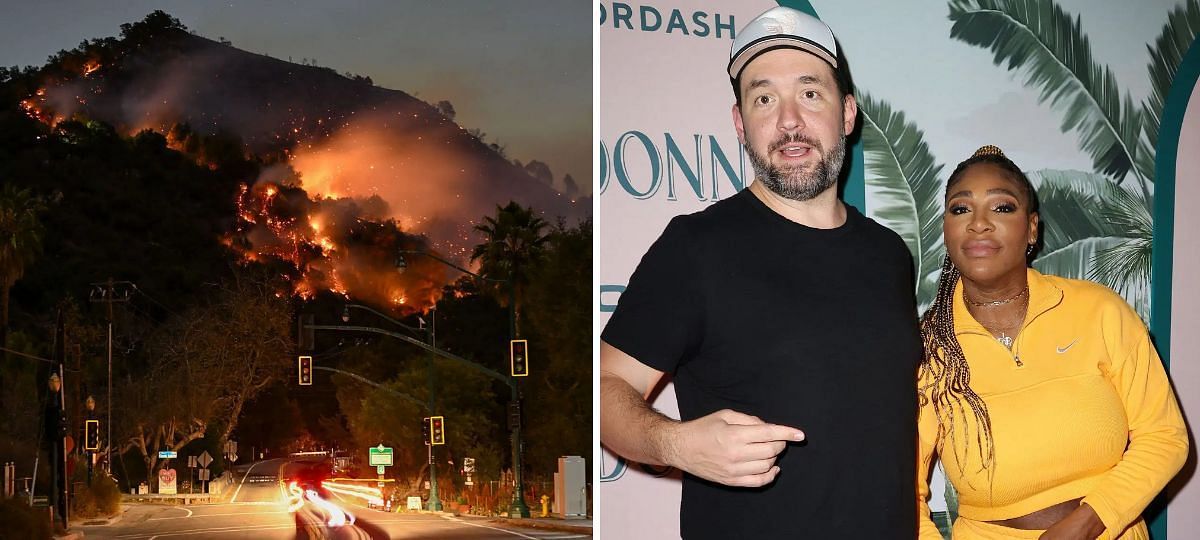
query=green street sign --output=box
[369,444,393,466]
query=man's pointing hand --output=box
[665,409,805,488]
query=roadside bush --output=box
[73,473,121,518]
[0,497,52,539]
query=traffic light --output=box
[298,355,313,385]
[430,416,446,446]
[84,419,100,451]
[298,314,314,351]
[422,416,431,445]
[510,339,529,377]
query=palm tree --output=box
[0,183,47,349]
[470,202,550,335]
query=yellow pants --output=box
[953,516,1149,540]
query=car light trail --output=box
[322,480,385,506]
[285,481,306,513]
[305,489,356,527]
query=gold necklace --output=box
[965,286,1029,307]
[978,296,1028,363]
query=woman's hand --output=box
[1038,503,1106,540]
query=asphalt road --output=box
[77,459,591,540]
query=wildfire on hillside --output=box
[14,46,546,314]
[20,85,73,126]
[230,181,451,313]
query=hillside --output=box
[24,15,585,251]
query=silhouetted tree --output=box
[470,202,548,335]
[521,220,591,474]
[119,10,187,49]
[523,160,553,186]
[435,100,456,120]
[0,184,46,349]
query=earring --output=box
[1026,244,1035,256]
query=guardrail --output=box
[122,493,214,505]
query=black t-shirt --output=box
[602,189,921,539]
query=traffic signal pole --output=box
[426,353,441,511]
[395,249,529,517]
[303,248,531,518]
[506,276,530,518]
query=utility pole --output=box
[45,310,68,529]
[426,326,441,511]
[89,279,132,474]
[506,263,530,518]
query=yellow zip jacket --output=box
[917,269,1188,539]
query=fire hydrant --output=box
[540,494,550,517]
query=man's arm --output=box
[598,340,675,466]
[599,340,805,487]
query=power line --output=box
[0,346,53,364]
[130,284,181,318]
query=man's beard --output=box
[746,130,846,202]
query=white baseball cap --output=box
[728,6,838,80]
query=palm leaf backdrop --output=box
[859,94,947,308]
[1089,185,1153,315]
[947,0,1153,201]
[1030,168,1152,319]
[1029,169,1124,252]
[1144,0,1200,154]
[1035,235,1147,311]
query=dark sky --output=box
[0,0,591,195]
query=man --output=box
[599,7,921,538]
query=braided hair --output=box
[918,145,1037,478]
[919,255,995,477]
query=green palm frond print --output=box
[1028,170,1125,253]
[859,94,947,309]
[947,0,1153,197]
[1144,0,1200,152]
[1028,169,1151,315]
[942,0,1197,320]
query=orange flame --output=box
[231,182,447,313]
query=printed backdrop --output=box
[598,0,1200,538]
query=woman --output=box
[916,146,1188,539]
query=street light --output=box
[396,250,531,518]
[45,372,67,528]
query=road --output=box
[78,458,591,540]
